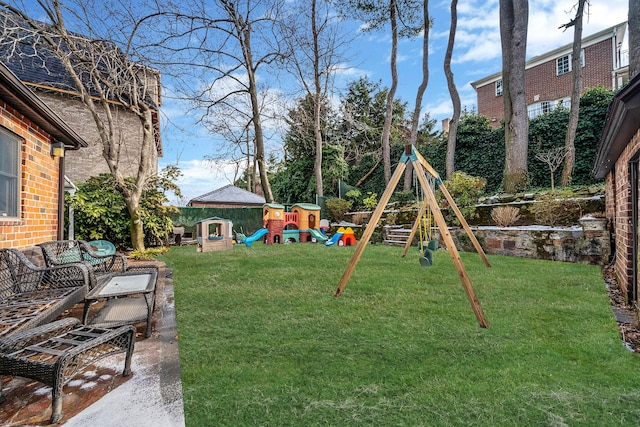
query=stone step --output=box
[383,239,408,246]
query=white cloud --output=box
[452,0,628,64]
[160,158,242,206]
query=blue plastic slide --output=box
[324,232,343,246]
[243,228,268,247]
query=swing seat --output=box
[419,248,433,267]
[428,239,439,251]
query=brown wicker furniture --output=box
[37,240,127,274]
[0,248,93,339]
[83,269,158,338]
[0,317,135,423]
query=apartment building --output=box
[471,22,629,128]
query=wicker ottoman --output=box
[0,318,135,423]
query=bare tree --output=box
[0,1,161,250]
[630,0,640,79]
[499,0,529,193]
[444,0,460,180]
[279,0,350,197]
[403,0,430,191]
[160,0,287,203]
[559,0,588,186]
[536,146,568,193]
[346,0,422,185]
[381,0,399,185]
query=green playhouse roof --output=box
[292,203,321,211]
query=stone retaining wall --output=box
[447,225,610,265]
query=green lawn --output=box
[161,243,640,426]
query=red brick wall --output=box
[610,129,640,296]
[477,39,615,128]
[0,101,61,250]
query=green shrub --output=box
[129,247,169,260]
[66,169,179,249]
[325,198,353,223]
[392,190,416,206]
[440,171,486,226]
[362,192,378,210]
[345,189,362,209]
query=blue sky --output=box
[158,0,629,204]
[12,0,629,203]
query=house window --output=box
[495,80,503,96]
[541,101,552,114]
[557,55,571,75]
[556,50,585,76]
[0,127,21,218]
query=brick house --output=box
[592,73,640,305]
[0,63,88,249]
[471,22,629,128]
[0,10,162,184]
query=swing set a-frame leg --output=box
[413,150,491,268]
[412,159,489,328]
[334,162,407,297]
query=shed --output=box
[592,72,640,303]
[188,184,266,208]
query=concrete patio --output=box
[0,262,184,426]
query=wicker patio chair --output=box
[38,240,127,274]
[0,248,94,338]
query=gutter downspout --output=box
[66,176,78,240]
[57,144,81,240]
[57,155,65,240]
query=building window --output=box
[557,55,571,75]
[557,50,585,76]
[495,80,503,96]
[0,127,21,218]
[527,97,570,119]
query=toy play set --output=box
[243,203,355,248]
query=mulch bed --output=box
[603,265,640,352]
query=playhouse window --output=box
[208,223,222,238]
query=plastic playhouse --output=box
[325,226,356,246]
[196,217,233,252]
[243,203,330,247]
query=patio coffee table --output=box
[83,270,158,337]
[0,318,135,423]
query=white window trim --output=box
[495,80,503,96]
[556,49,585,76]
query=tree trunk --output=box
[500,0,529,193]
[630,0,640,79]
[560,0,585,186]
[403,0,430,191]
[444,0,460,180]
[312,0,324,197]
[381,0,398,185]
[243,33,274,202]
[125,194,145,250]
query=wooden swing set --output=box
[334,145,492,329]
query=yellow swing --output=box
[418,180,439,267]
